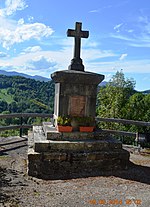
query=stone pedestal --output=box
[28,123,130,180]
[51,70,104,125]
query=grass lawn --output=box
[0,88,14,103]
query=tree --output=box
[97,70,136,119]
[0,100,8,113]
[8,101,18,113]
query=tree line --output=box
[97,70,150,144]
[0,75,54,114]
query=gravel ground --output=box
[0,136,150,207]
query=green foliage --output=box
[0,89,14,103]
[0,130,19,137]
[0,100,8,113]
[57,116,71,126]
[97,70,150,141]
[0,75,55,114]
[97,70,135,118]
[57,116,95,127]
[72,116,95,126]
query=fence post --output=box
[20,116,23,137]
[135,132,139,146]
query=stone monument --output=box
[52,22,104,126]
[28,22,130,179]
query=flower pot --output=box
[57,126,73,132]
[79,126,94,132]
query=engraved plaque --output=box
[69,96,86,116]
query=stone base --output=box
[28,124,130,180]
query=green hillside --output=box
[0,75,55,114]
[0,89,14,103]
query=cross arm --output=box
[81,31,89,38]
[67,29,76,37]
[67,29,89,38]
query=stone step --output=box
[28,147,130,179]
[28,148,129,162]
[33,125,122,153]
[42,122,113,141]
[33,138,122,153]
[28,125,130,179]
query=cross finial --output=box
[67,22,89,71]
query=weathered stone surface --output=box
[33,126,46,142]
[28,127,130,179]
[43,152,67,161]
[51,70,104,122]
[33,139,122,153]
[28,148,129,180]
[51,70,104,85]
[43,122,62,140]
[28,148,42,160]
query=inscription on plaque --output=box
[69,96,86,116]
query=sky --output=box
[0,0,150,91]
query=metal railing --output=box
[0,113,150,142]
[0,113,53,137]
[96,117,150,136]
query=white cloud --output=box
[129,42,150,47]
[138,15,150,35]
[111,34,133,41]
[138,15,148,24]
[83,49,116,61]
[0,46,150,78]
[111,32,150,47]
[119,53,127,60]
[0,22,54,49]
[0,51,7,57]
[26,56,57,71]
[127,29,134,33]
[89,9,99,13]
[0,43,117,76]
[112,15,150,48]
[18,18,24,25]
[89,5,112,14]
[0,16,16,30]
[0,0,54,49]
[28,16,34,22]
[0,53,58,77]
[114,23,123,32]
[0,0,28,17]
[85,59,150,74]
[104,74,113,81]
[22,46,42,53]
[0,47,69,76]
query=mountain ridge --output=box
[0,70,149,93]
[0,70,50,82]
[0,69,107,86]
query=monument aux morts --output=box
[28,22,130,179]
[51,22,104,125]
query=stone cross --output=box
[67,22,89,71]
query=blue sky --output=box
[0,0,150,91]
